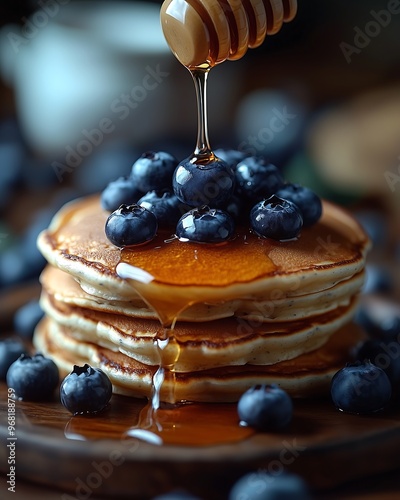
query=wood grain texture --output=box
[1,384,400,499]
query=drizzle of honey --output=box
[115,0,279,446]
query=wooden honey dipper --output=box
[160,0,298,165]
[161,0,298,68]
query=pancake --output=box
[39,264,240,322]
[37,195,369,325]
[40,262,364,323]
[34,193,369,402]
[34,317,364,401]
[40,279,359,371]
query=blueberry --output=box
[213,148,249,169]
[105,204,158,247]
[237,384,293,431]
[7,354,59,401]
[101,176,143,212]
[172,156,235,207]
[235,157,284,201]
[0,339,27,380]
[250,195,303,241]
[176,206,235,243]
[229,471,311,500]
[138,190,185,227]
[354,340,400,389]
[275,184,322,227]
[60,364,112,415]
[330,361,392,414]
[131,151,178,192]
[14,300,44,340]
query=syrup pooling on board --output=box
[62,397,255,446]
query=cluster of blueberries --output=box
[103,149,323,247]
[1,342,112,415]
[3,265,114,416]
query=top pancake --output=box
[37,195,369,323]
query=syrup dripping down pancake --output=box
[34,318,364,401]
[40,277,359,371]
[40,263,364,324]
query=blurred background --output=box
[0,5,399,499]
[0,0,399,309]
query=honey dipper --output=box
[161,0,298,68]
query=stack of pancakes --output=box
[34,195,370,402]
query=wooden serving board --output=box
[1,383,400,499]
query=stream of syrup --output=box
[112,1,294,445]
[116,259,203,445]
[116,26,226,439]
[115,48,238,443]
